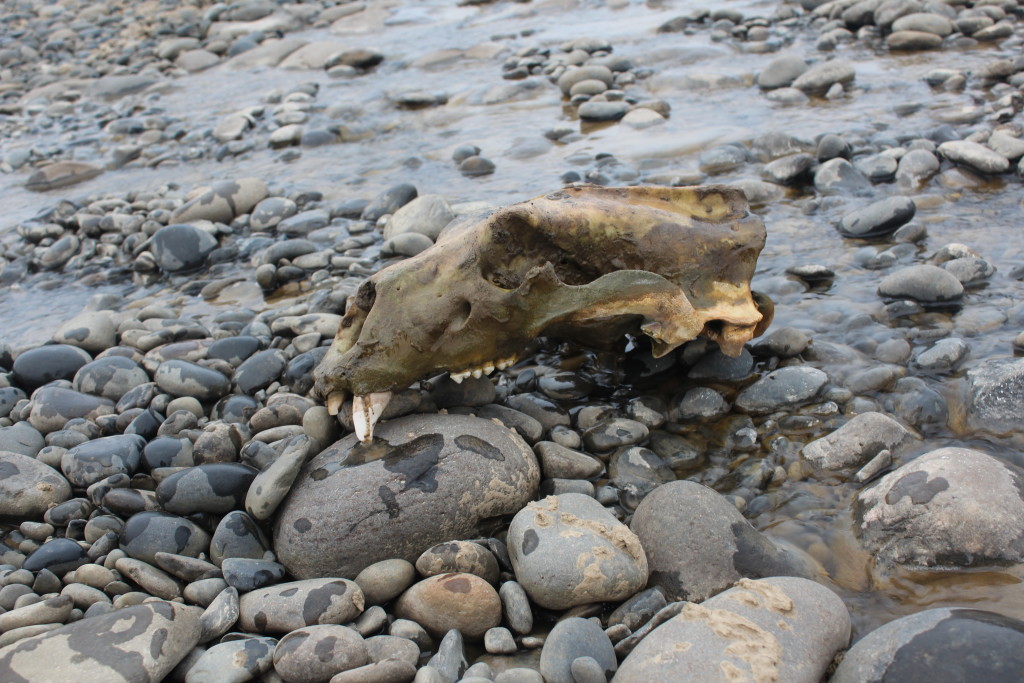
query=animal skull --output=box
[313,185,773,441]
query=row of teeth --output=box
[323,359,516,443]
[448,357,516,383]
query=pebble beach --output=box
[2,0,1024,680]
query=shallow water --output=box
[3,0,1024,641]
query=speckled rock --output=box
[221,557,286,591]
[0,451,72,519]
[210,510,272,566]
[854,447,1024,567]
[52,312,117,354]
[0,422,43,457]
[61,434,145,488]
[0,601,201,682]
[802,412,915,470]
[540,617,616,683]
[507,493,647,610]
[171,178,268,224]
[186,635,276,682]
[938,140,1010,175]
[416,541,499,584]
[275,414,539,579]
[831,607,1024,683]
[383,194,455,241]
[238,578,365,633]
[614,577,850,683]
[630,481,821,601]
[150,224,219,273]
[155,360,231,402]
[273,624,369,683]
[394,573,502,639]
[156,463,258,515]
[119,511,212,564]
[954,358,1024,437]
[72,356,150,401]
[791,59,855,93]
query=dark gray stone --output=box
[61,434,145,488]
[154,360,231,401]
[0,451,71,518]
[150,224,218,272]
[539,618,616,683]
[735,367,828,415]
[839,197,916,238]
[878,265,964,303]
[119,511,211,564]
[13,345,92,392]
[238,578,365,633]
[72,356,149,401]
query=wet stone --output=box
[942,256,995,285]
[534,441,603,480]
[578,100,630,121]
[394,573,502,639]
[802,412,915,471]
[938,140,1010,175]
[0,451,72,518]
[831,607,1024,683]
[238,578,365,633]
[361,183,418,221]
[956,358,1024,436]
[791,58,855,93]
[855,447,1024,567]
[143,437,193,470]
[274,414,539,579]
[149,224,218,273]
[878,265,964,304]
[0,601,201,682]
[24,161,104,192]
[838,196,916,238]
[616,577,850,683]
[383,194,455,242]
[61,434,145,488]
[508,493,647,610]
[734,366,828,415]
[757,54,809,89]
[539,617,616,683]
[72,356,150,401]
[171,178,268,224]
[608,446,675,508]
[250,197,298,231]
[12,345,92,392]
[119,511,212,564]
[581,418,649,453]
[273,624,369,682]
[688,348,754,381]
[631,480,820,601]
[814,158,872,195]
[914,337,969,371]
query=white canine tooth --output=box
[326,391,346,416]
[471,368,483,379]
[352,391,392,442]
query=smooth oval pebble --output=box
[156,462,258,514]
[394,573,502,639]
[0,451,72,518]
[273,624,369,683]
[239,578,366,633]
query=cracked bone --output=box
[314,185,773,437]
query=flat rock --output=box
[274,414,539,578]
[854,447,1024,567]
[150,224,218,273]
[508,494,647,610]
[630,481,821,601]
[73,356,149,401]
[839,196,916,238]
[615,577,850,683]
[757,54,809,89]
[938,140,1010,174]
[154,360,231,401]
[0,601,200,682]
[802,412,915,470]
[28,387,115,434]
[832,607,1024,682]
[791,59,855,93]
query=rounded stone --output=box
[119,511,212,564]
[954,358,1024,436]
[52,312,116,354]
[757,54,809,89]
[507,493,647,610]
[61,434,145,488]
[734,367,828,415]
[0,602,201,682]
[238,578,365,633]
[393,573,502,639]
[791,59,855,93]
[210,510,272,566]
[630,480,821,601]
[273,624,369,683]
[354,559,417,606]
[171,178,268,223]
[939,140,1011,175]
[615,577,850,682]
[878,265,964,304]
[250,197,298,231]
[73,356,150,401]
[154,360,231,401]
[0,451,72,519]
[416,541,499,585]
[838,196,916,238]
[274,414,540,579]
[383,195,455,242]
[149,224,218,273]
[854,447,1024,567]
[13,345,92,392]
[539,617,616,683]
[801,412,914,471]
[831,607,1024,682]
[156,462,258,515]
